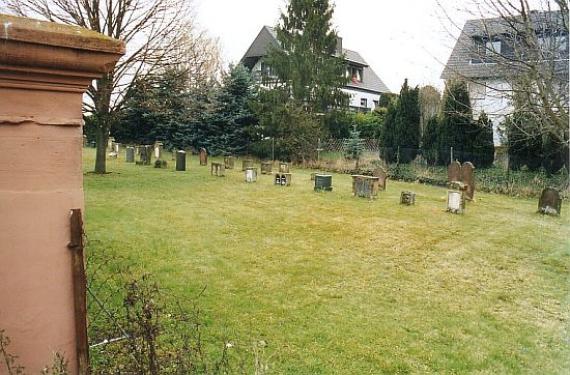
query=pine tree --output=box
[344,125,365,169]
[395,79,421,163]
[472,112,495,167]
[422,116,439,165]
[207,64,258,155]
[380,99,398,162]
[266,0,348,113]
[439,80,473,164]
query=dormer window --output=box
[346,66,363,83]
[472,37,502,64]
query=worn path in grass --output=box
[84,149,569,374]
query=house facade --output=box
[441,10,569,145]
[240,26,391,112]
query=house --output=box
[240,26,391,112]
[441,10,569,145]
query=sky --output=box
[194,0,555,93]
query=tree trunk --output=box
[94,125,108,174]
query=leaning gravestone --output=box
[461,162,475,200]
[448,161,461,183]
[373,167,387,191]
[538,188,562,215]
[125,146,135,163]
[199,147,208,166]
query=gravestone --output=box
[538,188,562,215]
[314,174,333,191]
[154,142,163,159]
[351,175,380,199]
[199,147,208,166]
[211,162,225,177]
[245,167,258,183]
[107,136,115,151]
[176,150,186,171]
[373,167,388,191]
[274,173,292,186]
[461,162,475,200]
[400,191,416,205]
[137,145,152,165]
[224,156,235,169]
[447,191,465,214]
[114,142,120,155]
[242,159,254,171]
[279,162,290,173]
[83,135,87,147]
[448,161,461,183]
[261,161,273,174]
[126,146,135,163]
[154,159,167,168]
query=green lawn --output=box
[84,148,570,374]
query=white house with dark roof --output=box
[240,26,391,112]
[441,10,569,145]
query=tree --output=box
[422,116,439,165]
[265,0,348,114]
[419,85,441,135]
[472,112,495,168]
[344,125,365,169]
[380,99,399,162]
[439,1,569,161]
[6,0,218,173]
[439,80,474,164]
[206,65,259,155]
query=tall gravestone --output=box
[224,156,235,169]
[126,146,135,163]
[199,147,208,166]
[538,188,562,215]
[154,142,163,160]
[461,162,475,200]
[176,150,186,171]
[448,161,461,183]
[373,167,388,191]
[0,15,123,373]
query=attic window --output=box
[472,37,501,64]
[346,66,363,83]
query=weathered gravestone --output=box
[83,134,87,147]
[351,175,380,199]
[242,159,254,171]
[261,161,272,174]
[199,147,208,166]
[373,167,388,191]
[279,162,290,173]
[461,162,475,200]
[538,188,562,215]
[448,161,461,183]
[154,142,163,159]
[447,191,465,214]
[176,150,186,171]
[400,191,416,205]
[245,167,258,183]
[125,146,135,163]
[314,174,333,191]
[274,173,292,186]
[224,156,235,169]
[108,136,115,151]
[211,162,225,177]
[137,145,152,165]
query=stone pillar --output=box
[0,14,124,373]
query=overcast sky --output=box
[194,0,555,93]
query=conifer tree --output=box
[422,116,439,165]
[395,79,421,163]
[438,80,473,164]
[344,125,365,169]
[472,112,495,167]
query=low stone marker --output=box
[245,167,258,183]
[199,147,208,166]
[274,173,292,186]
[224,156,235,169]
[447,191,465,214]
[126,146,135,163]
[279,162,290,173]
[351,175,380,199]
[242,159,254,171]
[314,174,333,191]
[261,161,273,174]
[400,191,416,205]
[538,188,562,215]
[448,160,461,183]
[211,162,225,177]
[176,150,186,171]
[373,167,388,191]
[461,162,475,200]
[137,145,152,165]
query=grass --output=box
[83,148,570,374]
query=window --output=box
[360,98,368,108]
[346,66,363,83]
[471,37,502,64]
[373,100,379,107]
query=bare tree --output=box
[419,85,442,134]
[439,0,569,149]
[4,0,211,173]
